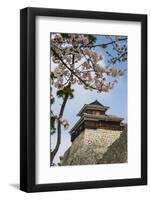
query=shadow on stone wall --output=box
[97,130,127,164]
[59,129,127,166]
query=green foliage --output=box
[60,33,70,38]
[51,96,55,104]
[50,95,56,135]
[57,85,74,99]
[50,114,56,135]
[86,34,96,44]
[60,33,96,46]
[50,72,57,85]
[50,85,74,135]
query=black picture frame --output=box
[20,7,147,192]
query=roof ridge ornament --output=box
[89,100,104,106]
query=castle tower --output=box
[70,100,124,142]
[59,100,127,166]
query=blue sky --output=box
[51,34,127,165]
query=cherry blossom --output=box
[51,33,126,93]
[50,33,127,164]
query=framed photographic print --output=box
[20,7,147,192]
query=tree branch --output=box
[85,37,127,48]
[50,91,69,165]
[51,47,97,90]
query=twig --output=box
[51,47,97,90]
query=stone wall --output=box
[60,128,127,166]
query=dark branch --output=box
[51,47,97,91]
[85,37,127,48]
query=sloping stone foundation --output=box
[60,128,127,166]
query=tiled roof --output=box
[84,113,124,121]
[89,100,104,106]
[69,113,124,134]
[77,100,109,116]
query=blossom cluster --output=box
[105,35,127,64]
[56,117,69,129]
[51,33,125,93]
